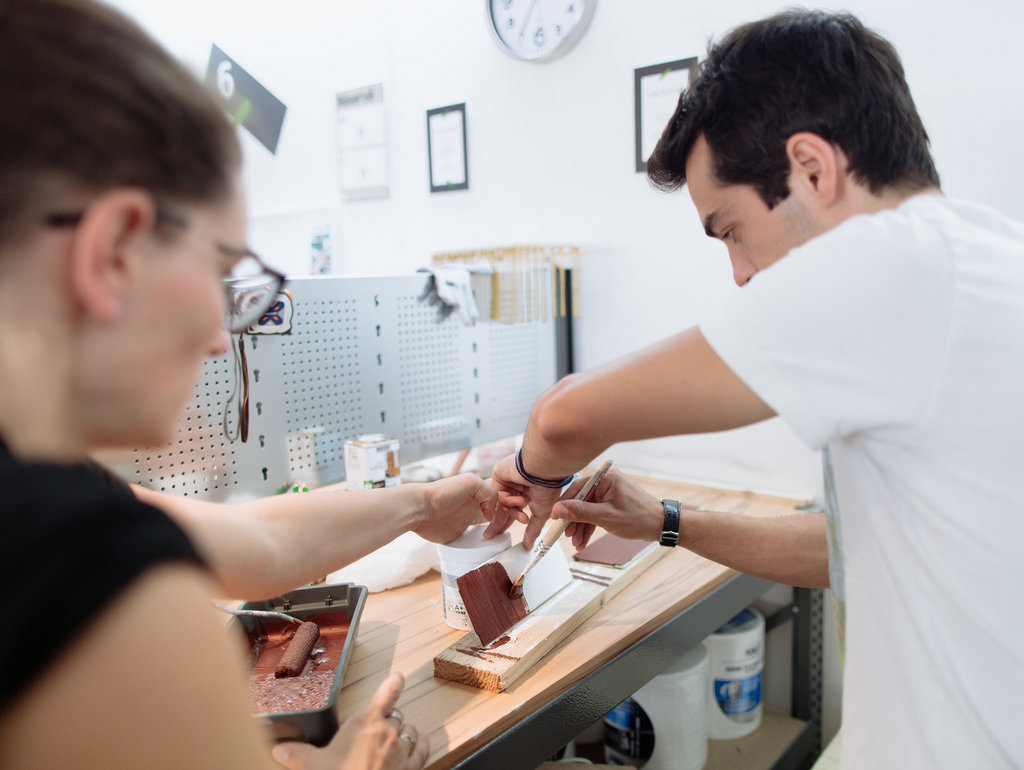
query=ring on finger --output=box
[386,708,403,728]
[399,732,416,749]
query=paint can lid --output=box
[437,524,511,564]
[712,607,763,635]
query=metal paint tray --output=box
[235,582,366,746]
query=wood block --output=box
[433,542,669,691]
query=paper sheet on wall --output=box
[336,84,389,200]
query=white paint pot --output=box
[436,525,511,630]
[704,607,765,739]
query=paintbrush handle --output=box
[511,460,614,591]
[216,604,304,625]
[539,518,570,550]
[540,459,612,548]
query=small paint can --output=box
[436,525,511,630]
[344,434,401,491]
[704,607,765,739]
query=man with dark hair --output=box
[489,9,1024,767]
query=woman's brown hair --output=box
[0,0,241,245]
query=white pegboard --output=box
[111,272,558,501]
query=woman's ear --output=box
[69,189,157,321]
[785,132,841,208]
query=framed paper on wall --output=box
[634,57,698,173]
[427,102,468,193]
[335,83,389,201]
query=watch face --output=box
[489,0,597,62]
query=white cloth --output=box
[417,264,492,326]
[700,193,1024,769]
[325,532,440,593]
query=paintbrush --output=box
[508,460,612,598]
[455,461,611,646]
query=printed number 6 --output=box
[216,60,235,100]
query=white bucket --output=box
[436,525,511,630]
[603,643,710,769]
[704,607,765,740]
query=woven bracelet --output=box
[514,448,576,489]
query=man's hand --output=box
[412,473,496,544]
[484,453,572,549]
[551,468,663,550]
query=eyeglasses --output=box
[45,206,287,334]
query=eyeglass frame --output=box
[44,205,287,333]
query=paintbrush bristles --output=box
[508,542,549,597]
[509,573,524,599]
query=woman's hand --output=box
[412,473,496,544]
[271,671,428,770]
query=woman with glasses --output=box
[0,1,496,768]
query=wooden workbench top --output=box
[333,474,808,769]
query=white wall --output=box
[109,0,1024,744]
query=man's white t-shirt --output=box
[700,193,1024,768]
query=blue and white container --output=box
[603,643,709,769]
[704,607,764,739]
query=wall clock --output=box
[488,0,597,63]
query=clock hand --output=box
[517,0,539,49]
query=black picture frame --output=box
[634,57,698,173]
[426,102,469,193]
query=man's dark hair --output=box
[646,9,940,207]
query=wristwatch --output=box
[660,499,680,547]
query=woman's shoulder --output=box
[1,458,195,555]
[0,457,205,714]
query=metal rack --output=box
[109,272,559,498]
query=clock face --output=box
[488,0,597,62]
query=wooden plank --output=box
[433,542,670,691]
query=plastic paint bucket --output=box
[436,524,511,630]
[603,643,710,769]
[704,607,765,739]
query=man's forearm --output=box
[517,328,776,481]
[681,509,829,588]
[518,373,612,479]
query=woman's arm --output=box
[135,473,496,600]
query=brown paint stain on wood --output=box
[573,533,648,567]
[456,561,528,646]
[454,646,520,662]
[568,569,612,587]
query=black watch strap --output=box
[660,499,680,547]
